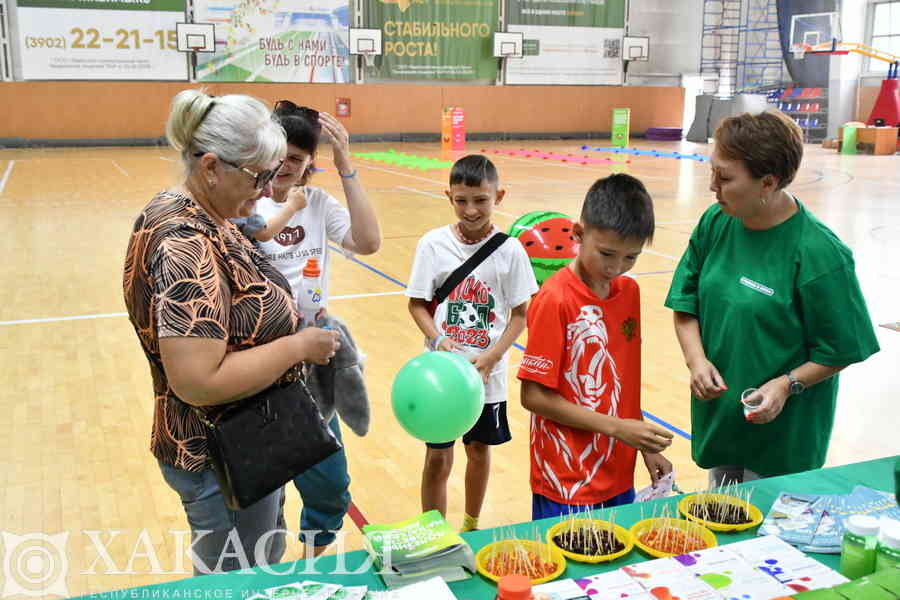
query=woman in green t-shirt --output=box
[665,111,879,486]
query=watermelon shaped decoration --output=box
[508,211,578,286]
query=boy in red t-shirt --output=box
[518,174,674,520]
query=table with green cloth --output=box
[82,456,899,600]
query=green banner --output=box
[508,0,624,27]
[17,0,183,11]
[365,0,497,80]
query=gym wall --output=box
[0,82,685,143]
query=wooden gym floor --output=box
[0,139,897,598]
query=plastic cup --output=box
[741,388,763,419]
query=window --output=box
[869,1,900,71]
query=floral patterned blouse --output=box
[123,191,299,472]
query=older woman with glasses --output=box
[123,89,340,574]
[235,99,381,557]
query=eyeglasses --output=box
[194,152,283,189]
[274,100,321,131]
[222,158,283,189]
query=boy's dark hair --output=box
[449,154,499,187]
[581,174,655,243]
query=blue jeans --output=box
[158,460,285,575]
[532,488,636,520]
[292,416,352,547]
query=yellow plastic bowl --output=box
[629,517,717,558]
[546,519,634,563]
[678,493,764,532]
[476,539,566,585]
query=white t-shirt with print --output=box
[406,225,538,403]
[254,186,351,307]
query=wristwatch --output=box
[785,371,806,396]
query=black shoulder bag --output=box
[198,373,341,511]
[427,232,509,317]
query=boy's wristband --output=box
[339,169,357,179]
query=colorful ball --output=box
[508,211,579,286]
[391,352,485,443]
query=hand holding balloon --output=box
[391,351,485,443]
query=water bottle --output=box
[297,257,322,327]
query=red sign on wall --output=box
[336,97,351,117]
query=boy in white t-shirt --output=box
[406,155,538,531]
[234,101,381,557]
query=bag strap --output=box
[433,232,509,306]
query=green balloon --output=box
[391,351,485,443]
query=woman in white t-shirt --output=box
[239,102,380,301]
[240,100,381,557]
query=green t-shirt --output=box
[664,200,879,477]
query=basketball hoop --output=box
[349,28,381,70]
[788,12,841,61]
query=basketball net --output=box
[791,44,807,60]
[362,51,375,68]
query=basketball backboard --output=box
[623,36,649,62]
[349,28,382,56]
[789,12,841,55]
[176,22,215,53]
[493,31,524,58]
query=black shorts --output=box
[426,402,512,449]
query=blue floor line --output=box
[331,245,692,441]
[581,145,709,163]
[332,245,407,288]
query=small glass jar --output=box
[840,515,880,579]
[875,518,900,572]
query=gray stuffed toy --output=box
[305,314,370,436]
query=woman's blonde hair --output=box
[165,89,286,173]
[714,110,803,189]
